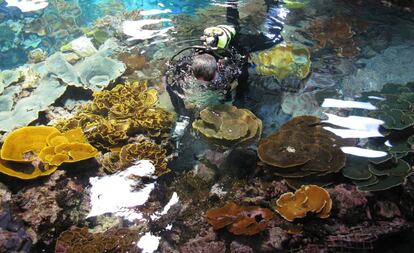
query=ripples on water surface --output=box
[0,0,414,252]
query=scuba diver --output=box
[165,0,285,117]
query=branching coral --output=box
[206,202,273,236]
[192,104,262,146]
[275,185,332,221]
[55,81,174,150]
[55,227,140,253]
[0,126,98,179]
[250,43,311,81]
[258,116,350,186]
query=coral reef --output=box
[206,202,273,235]
[275,185,332,221]
[361,82,414,131]
[308,16,368,57]
[342,155,412,191]
[14,170,88,247]
[0,42,126,131]
[99,139,170,176]
[55,227,141,253]
[0,126,98,179]
[56,81,174,150]
[250,43,311,81]
[257,116,350,186]
[192,104,262,146]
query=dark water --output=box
[1,0,414,252]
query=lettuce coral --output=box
[56,81,174,150]
[99,139,170,176]
[0,126,98,179]
[275,185,332,221]
[55,227,140,253]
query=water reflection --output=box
[340,146,388,158]
[322,113,384,138]
[321,98,377,110]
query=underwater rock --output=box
[13,170,88,246]
[0,204,32,253]
[260,226,289,251]
[230,241,254,253]
[180,229,226,253]
[281,92,322,117]
[375,200,401,219]
[343,44,414,96]
[327,184,371,222]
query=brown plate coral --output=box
[258,116,349,185]
[206,202,273,236]
[192,104,262,147]
[0,126,98,179]
[275,185,332,221]
[250,43,311,81]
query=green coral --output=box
[361,82,414,131]
[342,156,411,191]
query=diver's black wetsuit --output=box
[165,0,285,115]
[226,0,285,100]
[226,0,284,53]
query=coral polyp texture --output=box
[308,16,368,57]
[258,116,350,187]
[99,139,170,176]
[275,185,332,221]
[206,202,273,236]
[55,227,140,253]
[0,126,98,179]
[192,104,262,146]
[250,43,311,81]
[55,81,174,150]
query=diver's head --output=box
[192,53,217,81]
